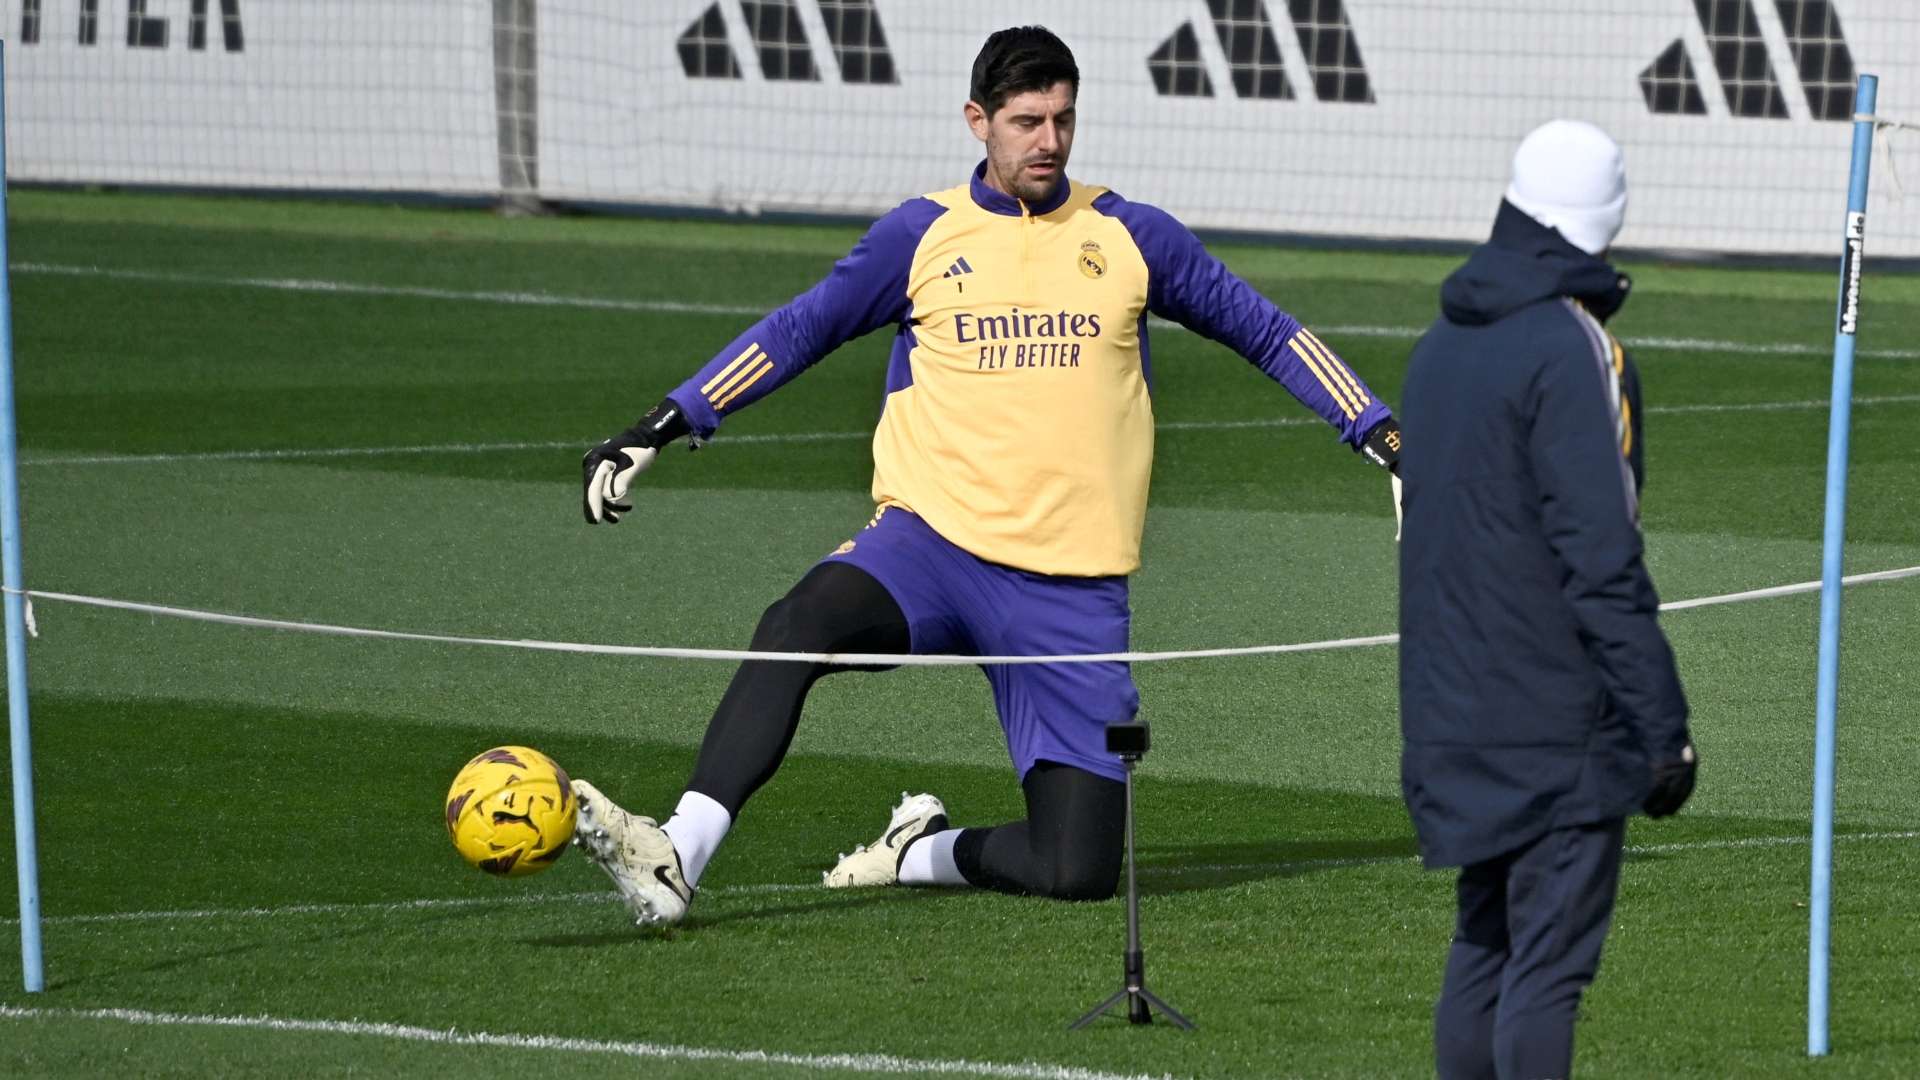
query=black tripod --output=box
[1071,722,1194,1030]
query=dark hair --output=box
[969,26,1078,117]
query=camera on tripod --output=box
[1072,719,1192,1030]
[1104,721,1149,759]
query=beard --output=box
[1007,172,1060,202]
[989,148,1064,203]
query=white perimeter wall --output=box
[5,2,1918,256]
[0,2,497,192]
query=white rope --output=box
[1859,112,1920,199]
[5,564,1915,667]
[1854,113,1920,131]
[1656,564,1920,611]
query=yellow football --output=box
[444,746,576,877]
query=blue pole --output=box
[1809,72,1877,1058]
[0,43,44,994]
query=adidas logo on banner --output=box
[678,0,897,84]
[1640,0,1858,120]
[1149,0,1375,103]
[942,257,975,279]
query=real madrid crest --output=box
[1077,239,1107,279]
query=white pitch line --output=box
[1624,830,1920,855]
[6,882,814,928]
[1143,829,1920,880]
[7,830,1914,931]
[0,1006,1178,1080]
[1623,333,1917,359]
[18,429,872,467]
[21,439,583,467]
[19,889,616,926]
[18,261,1920,360]
[14,262,759,318]
[1648,392,1920,415]
[18,394,1920,469]
[9,565,1916,668]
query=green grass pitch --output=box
[0,190,1916,1077]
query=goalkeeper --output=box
[570,25,1401,926]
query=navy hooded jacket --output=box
[1398,202,1690,869]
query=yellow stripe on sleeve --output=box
[707,350,767,405]
[1289,338,1358,420]
[701,343,762,397]
[1301,330,1371,410]
[714,359,773,410]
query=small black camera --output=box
[1105,721,1150,757]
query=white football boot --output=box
[570,779,692,926]
[822,791,949,888]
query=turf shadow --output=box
[1137,835,1418,894]
[522,886,952,947]
[87,941,268,986]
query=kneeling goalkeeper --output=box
[569,25,1401,926]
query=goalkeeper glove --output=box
[1642,741,1698,818]
[1359,418,1403,541]
[581,398,691,524]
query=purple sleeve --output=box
[666,197,946,437]
[1093,191,1390,447]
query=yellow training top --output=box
[670,163,1389,576]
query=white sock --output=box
[898,828,969,887]
[659,790,731,889]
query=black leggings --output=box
[683,561,1127,901]
[952,761,1125,901]
[685,561,909,813]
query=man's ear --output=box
[964,100,989,143]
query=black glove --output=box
[1359,418,1403,539]
[1643,742,1698,818]
[581,398,690,524]
[1359,417,1401,474]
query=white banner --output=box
[4,2,1916,256]
[1,1,496,192]
[547,0,1920,256]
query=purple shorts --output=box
[824,507,1138,782]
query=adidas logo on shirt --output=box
[942,257,975,278]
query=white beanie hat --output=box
[1503,119,1627,256]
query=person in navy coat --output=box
[1398,120,1699,1080]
